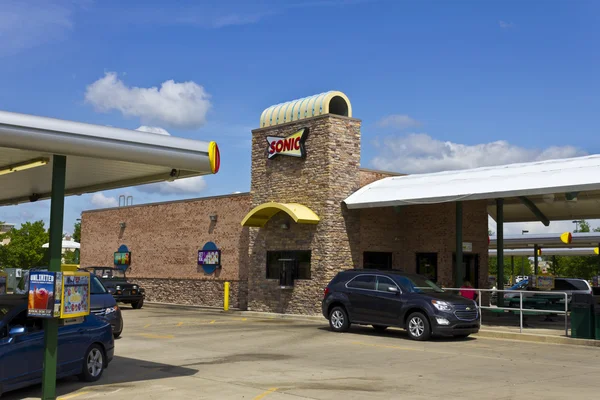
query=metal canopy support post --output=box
[518,196,550,226]
[42,155,66,400]
[511,256,515,285]
[455,201,463,288]
[496,199,504,307]
[534,244,539,275]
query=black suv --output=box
[84,267,145,309]
[322,270,480,341]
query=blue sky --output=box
[1,0,599,235]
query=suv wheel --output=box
[132,299,144,309]
[406,312,431,341]
[329,306,350,332]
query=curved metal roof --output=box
[241,202,320,227]
[259,91,352,128]
[344,154,600,223]
[0,110,220,206]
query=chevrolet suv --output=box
[322,270,480,341]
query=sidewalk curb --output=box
[476,329,600,347]
[236,310,327,322]
[145,302,241,312]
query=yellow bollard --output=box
[224,281,230,311]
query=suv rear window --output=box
[347,275,376,290]
[554,279,579,291]
[567,280,590,291]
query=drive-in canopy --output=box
[0,110,220,206]
[344,154,600,223]
[0,109,220,400]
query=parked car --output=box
[15,270,124,338]
[322,270,480,341]
[84,267,145,309]
[502,278,592,302]
[0,295,114,397]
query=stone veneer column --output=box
[247,115,361,314]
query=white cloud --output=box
[135,126,170,135]
[137,176,207,195]
[371,133,586,174]
[85,72,211,129]
[90,192,118,208]
[378,114,421,130]
[499,20,515,29]
[0,1,75,56]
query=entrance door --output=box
[453,254,480,288]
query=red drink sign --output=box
[27,271,56,318]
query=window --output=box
[347,275,376,290]
[266,251,312,281]
[5,310,43,336]
[376,276,399,292]
[416,253,438,282]
[397,275,444,294]
[569,280,590,291]
[554,279,579,291]
[363,252,392,270]
[91,276,108,295]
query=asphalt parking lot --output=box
[8,304,600,400]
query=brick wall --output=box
[358,201,489,288]
[81,193,251,308]
[248,115,362,314]
[359,168,404,187]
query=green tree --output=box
[73,221,81,243]
[548,220,600,279]
[575,220,591,233]
[489,256,533,284]
[0,221,49,269]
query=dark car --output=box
[0,295,114,397]
[16,270,124,338]
[322,270,480,341]
[85,267,145,309]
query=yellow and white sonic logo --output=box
[266,128,308,159]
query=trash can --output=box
[571,293,595,339]
[594,296,600,340]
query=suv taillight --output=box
[324,287,330,298]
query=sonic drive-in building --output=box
[81,91,489,314]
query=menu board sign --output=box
[60,272,90,318]
[198,250,221,266]
[114,252,131,266]
[536,275,555,291]
[28,271,57,318]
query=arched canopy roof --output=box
[241,202,320,227]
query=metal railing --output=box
[442,288,569,336]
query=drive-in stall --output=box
[0,110,220,399]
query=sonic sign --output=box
[267,128,308,159]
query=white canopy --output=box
[344,155,600,223]
[0,110,219,206]
[42,240,80,249]
[489,248,599,257]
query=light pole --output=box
[572,220,582,233]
